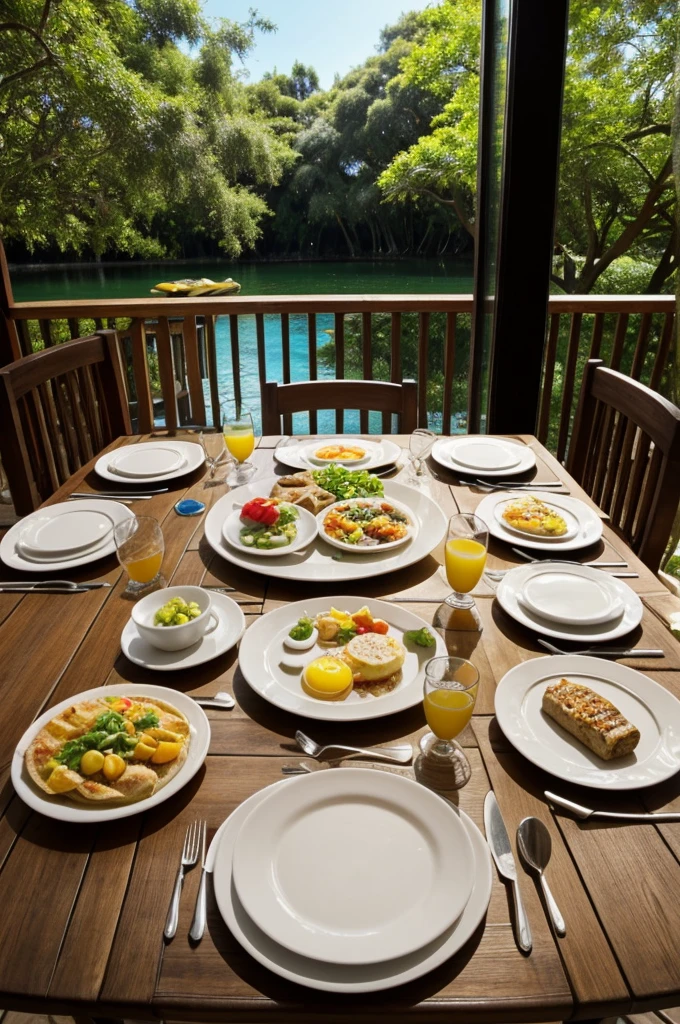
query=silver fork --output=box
[473,480,570,494]
[537,638,664,658]
[295,729,413,764]
[511,547,627,568]
[164,820,204,940]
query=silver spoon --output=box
[193,690,235,709]
[516,817,566,936]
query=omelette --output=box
[25,695,190,806]
[501,496,568,537]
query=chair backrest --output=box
[0,330,131,515]
[567,358,680,570]
[261,379,418,436]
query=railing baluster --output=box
[228,315,242,417]
[308,314,317,434]
[537,312,560,444]
[417,311,429,429]
[67,318,80,339]
[183,316,206,426]
[629,312,653,380]
[155,316,178,432]
[16,319,32,357]
[256,314,267,420]
[39,319,53,348]
[361,312,372,433]
[282,313,291,384]
[588,312,605,359]
[334,313,345,432]
[205,314,221,427]
[556,312,582,463]
[442,313,456,435]
[649,311,674,392]
[129,319,154,433]
[608,312,629,370]
[390,312,402,383]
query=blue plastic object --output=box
[174,498,206,517]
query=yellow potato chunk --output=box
[103,753,126,781]
[47,765,82,793]
[80,750,105,776]
[151,741,183,764]
[133,741,156,761]
[144,728,184,743]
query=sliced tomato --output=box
[241,497,280,526]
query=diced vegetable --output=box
[154,597,203,627]
[403,627,436,647]
[80,750,105,776]
[151,741,183,764]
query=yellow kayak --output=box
[151,278,241,297]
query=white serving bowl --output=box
[131,586,217,651]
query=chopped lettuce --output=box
[312,465,384,500]
[403,627,436,647]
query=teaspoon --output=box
[193,691,235,709]
[516,817,566,936]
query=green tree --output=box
[0,0,295,257]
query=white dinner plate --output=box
[205,477,446,583]
[316,496,417,553]
[275,437,401,472]
[238,596,447,721]
[19,507,115,557]
[495,655,680,789]
[95,441,204,484]
[232,769,475,965]
[496,562,642,642]
[120,591,246,671]
[432,436,536,477]
[0,499,133,572]
[475,491,603,552]
[303,439,377,467]
[11,683,211,822]
[106,445,186,478]
[212,779,493,993]
[520,570,624,626]
[223,503,318,557]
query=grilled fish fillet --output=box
[542,679,640,760]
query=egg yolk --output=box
[303,656,353,697]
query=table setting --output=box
[1,427,680,1023]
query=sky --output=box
[199,0,434,89]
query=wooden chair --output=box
[0,330,131,515]
[261,379,418,436]
[567,358,680,570]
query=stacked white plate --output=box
[496,562,642,643]
[0,499,134,572]
[95,440,204,483]
[209,769,493,992]
[275,436,401,472]
[432,436,536,477]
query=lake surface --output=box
[10,258,473,433]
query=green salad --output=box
[312,465,385,500]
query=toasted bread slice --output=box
[542,679,640,760]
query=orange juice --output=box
[445,538,487,593]
[224,429,254,463]
[424,687,476,740]
[126,551,163,583]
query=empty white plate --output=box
[432,436,536,477]
[231,768,474,965]
[212,780,493,994]
[19,507,115,558]
[496,562,642,643]
[222,503,318,557]
[107,446,186,478]
[520,571,624,626]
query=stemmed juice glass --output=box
[444,513,488,610]
[114,516,164,596]
[223,409,256,485]
[421,656,479,788]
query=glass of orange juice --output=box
[223,409,256,485]
[444,513,488,611]
[421,656,479,788]
[113,516,164,596]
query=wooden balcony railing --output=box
[1,287,675,463]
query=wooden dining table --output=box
[1,431,680,1024]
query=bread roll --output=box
[542,679,640,760]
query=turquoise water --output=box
[10,258,473,434]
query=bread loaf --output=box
[542,679,640,760]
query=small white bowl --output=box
[131,586,218,652]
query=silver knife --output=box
[71,489,169,496]
[189,823,211,942]
[484,791,532,953]
[546,790,680,823]
[0,581,111,591]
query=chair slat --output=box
[649,312,675,392]
[155,317,178,432]
[556,312,582,463]
[608,312,629,371]
[417,312,429,429]
[62,371,93,466]
[261,380,416,436]
[334,313,345,432]
[38,381,70,482]
[27,387,60,492]
[51,373,80,474]
[91,363,113,443]
[129,319,154,433]
[582,398,605,496]
[183,316,206,426]
[307,314,317,434]
[632,442,663,549]
[620,430,652,537]
[629,312,653,380]
[537,313,561,445]
[590,403,616,507]
[77,365,104,453]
